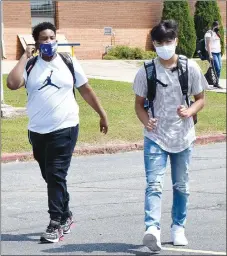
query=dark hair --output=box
[212,20,219,28]
[151,19,178,43]
[32,22,56,42]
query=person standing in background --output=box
[205,20,223,88]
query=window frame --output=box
[30,0,56,18]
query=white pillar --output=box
[0,0,4,104]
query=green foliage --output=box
[103,45,157,60]
[142,51,157,60]
[194,0,225,55]
[103,55,118,60]
[161,0,196,58]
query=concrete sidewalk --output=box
[2,59,226,92]
[2,59,139,83]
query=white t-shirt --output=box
[23,54,88,134]
[205,30,221,53]
[133,57,208,153]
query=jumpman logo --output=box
[38,70,60,90]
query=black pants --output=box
[28,125,79,222]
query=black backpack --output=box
[204,59,219,86]
[25,52,76,95]
[196,30,213,61]
[144,55,197,124]
[196,39,207,61]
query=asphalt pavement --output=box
[1,142,226,255]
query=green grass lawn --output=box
[1,71,226,153]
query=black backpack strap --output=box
[156,78,168,87]
[58,52,76,96]
[25,56,38,87]
[144,59,156,118]
[177,55,189,107]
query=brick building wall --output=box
[2,0,226,60]
[2,1,32,60]
[218,2,226,28]
[56,1,163,59]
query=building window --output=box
[30,0,55,28]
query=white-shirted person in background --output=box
[133,20,208,252]
[205,20,222,88]
[7,22,108,243]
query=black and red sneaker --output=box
[40,220,63,243]
[61,212,74,234]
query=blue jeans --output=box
[144,137,193,230]
[212,52,222,79]
[28,126,79,222]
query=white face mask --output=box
[155,41,176,60]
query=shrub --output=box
[133,47,144,59]
[103,55,118,60]
[103,45,157,60]
[106,46,134,59]
[142,51,157,60]
[194,0,225,55]
[161,0,196,58]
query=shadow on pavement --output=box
[1,233,175,255]
[1,232,41,242]
[161,242,173,246]
[41,243,158,255]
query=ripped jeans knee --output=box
[146,181,163,195]
[173,181,190,195]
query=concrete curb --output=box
[1,134,226,163]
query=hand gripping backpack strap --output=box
[58,52,76,97]
[144,59,156,118]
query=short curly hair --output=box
[32,22,56,42]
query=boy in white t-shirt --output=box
[205,20,222,88]
[7,22,108,243]
[133,20,207,252]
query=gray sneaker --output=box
[143,226,162,252]
[40,220,63,243]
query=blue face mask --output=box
[39,42,58,57]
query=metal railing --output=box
[58,43,80,57]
